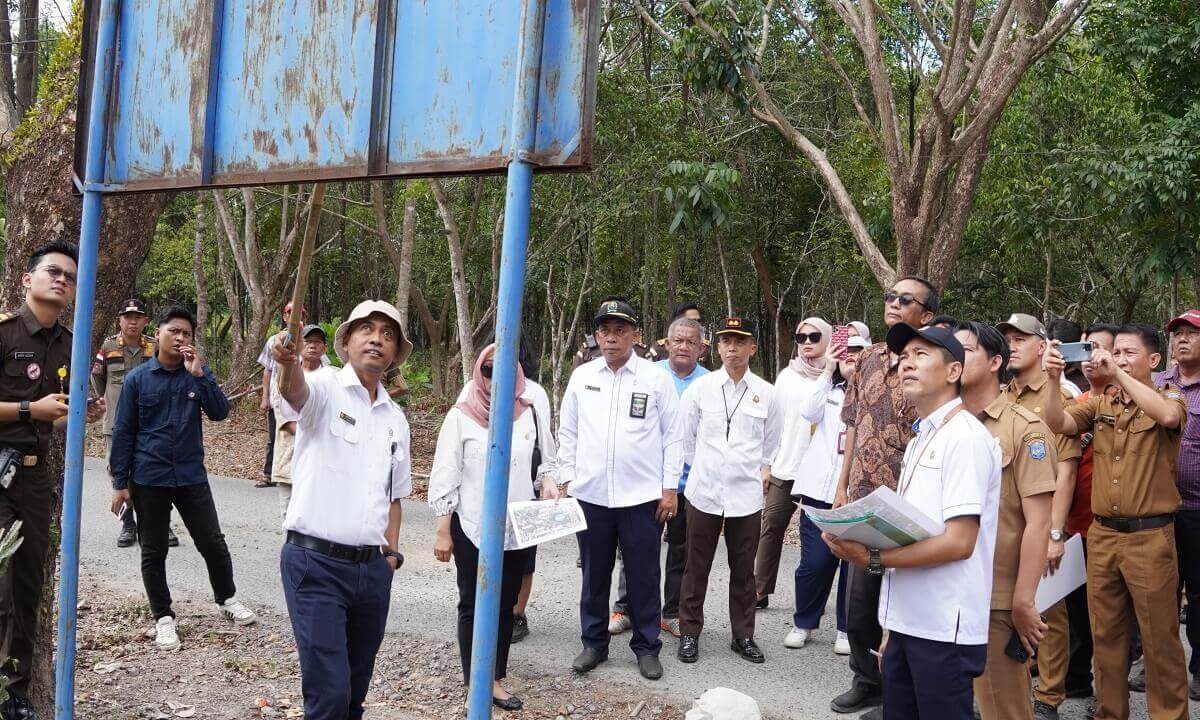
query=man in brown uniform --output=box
[91,298,160,547]
[0,241,105,720]
[1044,324,1190,720]
[957,321,1056,720]
[829,276,935,717]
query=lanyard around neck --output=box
[898,404,964,496]
[722,380,750,441]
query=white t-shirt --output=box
[769,367,816,481]
[878,398,1001,646]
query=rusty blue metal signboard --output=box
[76,0,599,191]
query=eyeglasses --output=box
[795,332,823,345]
[37,265,77,286]
[883,290,928,309]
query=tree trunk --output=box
[398,194,416,331]
[430,180,476,384]
[194,196,210,356]
[14,0,38,113]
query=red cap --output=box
[1167,310,1200,332]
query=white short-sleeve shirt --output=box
[878,397,1001,646]
[279,365,412,546]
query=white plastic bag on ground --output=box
[684,687,762,720]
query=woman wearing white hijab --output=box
[753,317,831,608]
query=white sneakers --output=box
[607,612,632,635]
[154,616,179,650]
[219,597,258,626]
[784,626,810,648]
[834,630,851,655]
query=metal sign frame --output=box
[57,2,597,719]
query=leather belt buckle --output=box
[22,455,38,467]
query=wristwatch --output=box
[867,548,883,576]
[1049,528,1065,542]
[17,401,30,422]
[383,549,404,570]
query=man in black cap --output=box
[826,323,1001,720]
[559,297,680,681]
[573,296,654,369]
[92,298,178,548]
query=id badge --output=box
[629,392,648,419]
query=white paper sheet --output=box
[1035,534,1086,612]
[802,486,942,549]
[506,498,588,550]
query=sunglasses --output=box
[883,290,928,309]
[795,332,823,345]
[846,346,865,354]
[37,265,78,286]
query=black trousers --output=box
[1065,536,1095,692]
[132,482,236,619]
[846,561,884,693]
[882,631,987,720]
[1177,510,1200,675]
[281,543,392,720]
[450,513,530,685]
[614,495,688,619]
[578,499,663,656]
[0,465,52,697]
[263,408,277,478]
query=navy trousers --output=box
[578,499,663,656]
[793,497,848,632]
[281,543,393,720]
[881,631,987,720]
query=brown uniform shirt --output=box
[91,333,156,436]
[978,395,1058,609]
[1063,384,1186,518]
[0,303,74,456]
[1002,373,1083,463]
[840,341,916,501]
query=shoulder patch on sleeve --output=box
[1027,437,1048,460]
[1165,388,1183,401]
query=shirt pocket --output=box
[740,401,769,442]
[699,399,726,436]
[1128,413,1157,454]
[137,391,168,430]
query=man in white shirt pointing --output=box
[674,316,782,664]
[559,297,680,681]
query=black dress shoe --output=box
[637,654,663,680]
[677,634,699,663]
[511,613,529,643]
[830,685,882,714]
[492,695,523,712]
[2,693,38,720]
[755,596,769,609]
[1032,700,1059,720]
[730,637,765,663]
[572,647,608,673]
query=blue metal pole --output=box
[56,0,120,716]
[466,0,545,717]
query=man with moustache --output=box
[829,277,936,718]
[0,241,105,720]
[110,306,256,653]
[827,322,1001,720]
[1044,325,1189,720]
[955,321,1056,720]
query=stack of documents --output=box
[802,487,941,549]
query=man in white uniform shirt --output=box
[673,316,781,664]
[270,300,412,720]
[559,297,680,681]
[826,323,1001,720]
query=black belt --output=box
[286,531,380,563]
[1096,514,1174,533]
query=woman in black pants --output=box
[428,344,558,711]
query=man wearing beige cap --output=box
[270,300,413,720]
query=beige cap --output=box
[333,300,413,369]
[997,313,1046,339]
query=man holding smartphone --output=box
[955,321,1056,720]
[110,306,257,652]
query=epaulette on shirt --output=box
[1009,403,1043,425]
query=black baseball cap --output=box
[716,316,756,338]
[886,323,965,365]
[117,298,148,316]
[593,298,639,328]
[301,324,327,342]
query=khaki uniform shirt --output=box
[978,394,1058,609]
[1063,384,1186,518]
[0,303,74,456]
[1002,373,1083,463]
[91,333,156,436]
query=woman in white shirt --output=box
[784,334,869,653]
[429,344,557,712]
